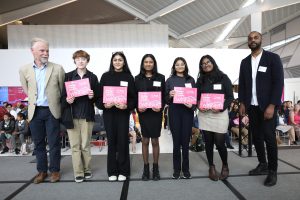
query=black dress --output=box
[135,73,165,138]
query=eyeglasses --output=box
[74,57,87,62]
[201,60,212,67]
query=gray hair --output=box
[31,38,49,48]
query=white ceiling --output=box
[0,0,300,48]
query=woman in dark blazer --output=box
[135,54,165,181]
[165,57,195,179]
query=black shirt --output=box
[196,74,233,111]
[135,73,166,110]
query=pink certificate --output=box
[103,86,127,104]
[173,87,197,105]
[199,93,224,110]
[65,78,91,97]
[138,92,161,109]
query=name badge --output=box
[185,83,192,88]
[258,66,267,73]
[214,84,222,90]
[153,81,161,87]
[120,81,128,87]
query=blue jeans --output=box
[29,107,61,173]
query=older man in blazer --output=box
[19,38,65,184]
[238,31,284,187]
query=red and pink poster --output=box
[138,92,161,109]
[8,87,27,103]
[199,93,224,110]
[103,86,127,104]
[65,78,91,97]
[173,87,197,105]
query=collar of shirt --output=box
[72,69,90,80]
[33,62,47,69]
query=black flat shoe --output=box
[249,163,268,175]
[264,170,277,187]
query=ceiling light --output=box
[263,34,300,50]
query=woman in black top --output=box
[166,57,195,179]
[196,55,233,181]
[96,52,136,182]
[135,54,165,181]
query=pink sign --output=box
[173,87,197,105]
[199,93,224,110]
[65,78,91,97]
[103,86,127,104]
[138,92,161,109]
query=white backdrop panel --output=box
[0,48,250,86]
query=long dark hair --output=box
[139,54,158,76]
[108,52,131,75]
[170,57,190,78]
[198,55,224,84]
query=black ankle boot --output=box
[152,163,160,181]
[142,164,150,181]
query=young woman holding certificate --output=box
[96,52,136,182]
[165,57,196,179]
[61,50,99,183]
[135,54,165,181]
[196,55,233,181]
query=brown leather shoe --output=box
[50,172,61,183]
[208,165,218,181]
[33,172,48,184]
[219,164,229,180]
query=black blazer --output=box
[238,50,284,111]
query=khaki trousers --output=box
[67,119,93,177]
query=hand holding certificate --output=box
[65,78,91,98]
[103,86,127,104]
[173,87,197,105]
[199,93,224,110]
[138,92,161,109]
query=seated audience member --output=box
[230,112,249,146]
[5,104,17,120]
[11,113,29,154]
[15,102,23,113]
[289,104,300,140]
[276,105,297,145]
[129,113,137,153]
[0,113,15,154]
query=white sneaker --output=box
[108,175,117,181]
[118,174,126,181]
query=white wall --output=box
[0,48,250,86]
[284,78,300,103]
[7,24,169,48]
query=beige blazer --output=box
[19,61,65,121]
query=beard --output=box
[248,41,261,51]
[40,57,48,64]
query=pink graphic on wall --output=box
[8,87,27,103]
[138,92,161,109]
[103,86,127,104]
[173,87,197,105]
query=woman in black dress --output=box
[135,54,165,181]
[96,52,136,182]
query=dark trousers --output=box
[29,107,61,173]
[248,106,278,171]
[103,110,130,176]
[169,104,193,172]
